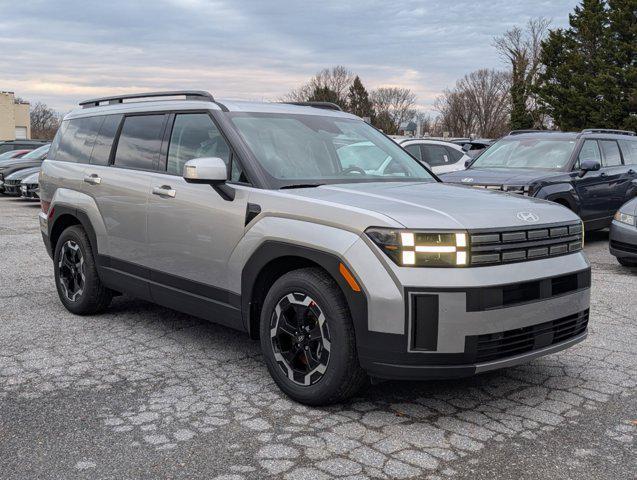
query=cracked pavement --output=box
[0,196,635,479]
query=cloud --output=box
[0,0,579,114]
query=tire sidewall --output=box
[260,271,355,404]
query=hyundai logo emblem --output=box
[461,178,473,183]
[517,211,539,222]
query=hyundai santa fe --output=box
[39,91,591,405]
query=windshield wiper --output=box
[280,183,324,189]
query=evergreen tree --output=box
[347,76,374,119]
[536,0,636,130]
[308,85,346,109]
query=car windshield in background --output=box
[229,113,435,186]
[470,138,576,170]
[20,144,50,160]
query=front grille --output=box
[468,310,588,363]
[465,269,590,311]
[470,184,529,195]
[610,240,637,254]
[469,222,582,265]
[4,179,21,186]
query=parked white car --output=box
[396,138,470,174]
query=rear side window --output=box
[445,146,463,162]
[619,139,637,165]
[90,115,122,165]
[113,115,166,170]
[599,140,622,166]
[54,116,104,163]
[422,145,450,167]
[166,113,230,175]
[404,144,422,161]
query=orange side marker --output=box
[339,263,361,292]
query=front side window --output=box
[167,113,231,176]
[403,144,422,161]
[577,139,601,169]
[229,113,434,186]
[445,146,463,162]
[114,115,166,170]
[599,140,622,166]
[470,138,576,170]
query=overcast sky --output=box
[0,0,579,115]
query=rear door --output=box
[598,139,628,214]
[83,114,167,296]
[145,112,249,328]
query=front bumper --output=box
[609,220,637,260]
[345,234,591,380]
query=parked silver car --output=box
[610,197,637,267]
[39,91,591,404]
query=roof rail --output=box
[285,101,343,112]
[508,129,560,135]
[79,90,215,108]
[580,128,636,136]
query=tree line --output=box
[286,0,636,137]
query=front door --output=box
[573,139,613,224]
[146,112,248,328]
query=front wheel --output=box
[260,268,367,405]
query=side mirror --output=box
[183,157,227,184]
[462,144,471,152]
[578,159,601,177]
[464,159,471,168]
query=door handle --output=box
[599,172,607,177]
[83,174,101,185]
[152,185,176,198]
[628,169,635,174]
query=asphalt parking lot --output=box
[0,195,635,480]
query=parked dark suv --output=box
[441,130,637,230]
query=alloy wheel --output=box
[58,240,85,302]
[270,292,331,386]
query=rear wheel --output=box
[54,225,113,314]
[617,257,637,267]
[260,268,367,405]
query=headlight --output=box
[366,228,469,267]
[614,210,635,226]
[503,185,535,196]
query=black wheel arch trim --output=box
[241,241,368,340]
[48,205,99,258]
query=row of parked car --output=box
[0,141,50,199]
[391,128,637,267]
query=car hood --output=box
[287,181,579,230]
[619,197,637,216]
[440,168,559,185]
[5,166,41,180]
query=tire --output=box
[617,257,637,267]
[53,225,113,315]
[260,267,367,405]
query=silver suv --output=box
[39,91,591,405]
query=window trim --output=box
[109,112,169,173]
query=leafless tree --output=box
[284,65,355,106]
[493,17,551,129]
[435,69,510,138]
[370,87,417,134]
[30,102,62,140]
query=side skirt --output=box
[97,255,244,331]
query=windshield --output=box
[229,113,435,187]
[470,138,576,170]
[20,144,50,160]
